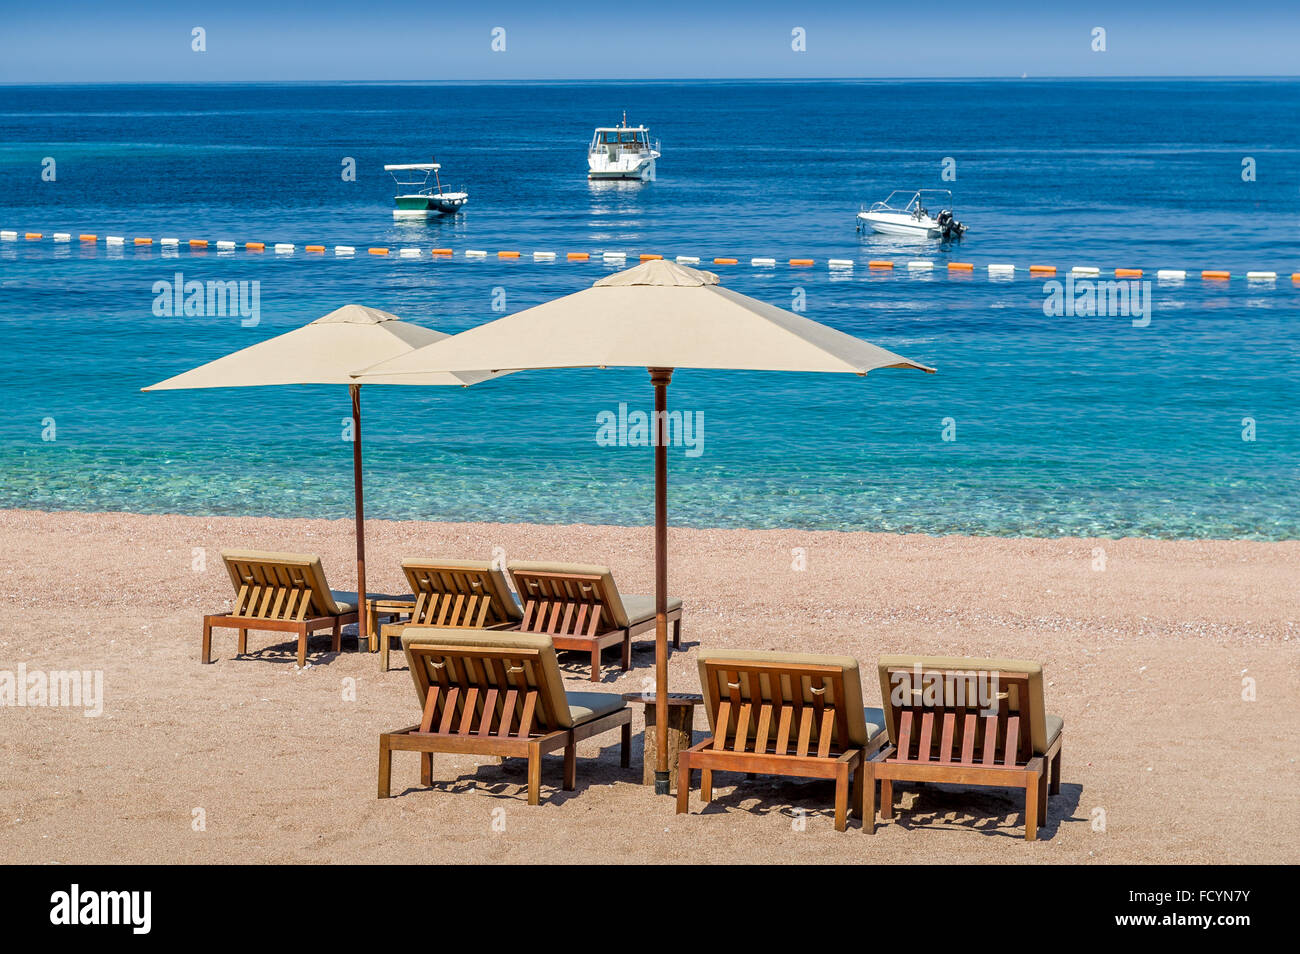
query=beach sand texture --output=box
[1,509,1295,864]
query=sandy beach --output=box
[0,507,1295,864]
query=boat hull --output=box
[857,211,939,238]
[393,192,468,216]
[587,157,656,181]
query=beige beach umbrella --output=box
[144,303,501,649]
[354,260,934,791]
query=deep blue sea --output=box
[0,80,1296,538]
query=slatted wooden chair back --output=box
[402,562,519,629]
[223,553,335,621]
[882,666,1035,770]
[407,644,563,739]
[510,569,620,639]
[701,660,854,760]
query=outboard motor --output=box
[936,209,966,240]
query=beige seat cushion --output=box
[620,593,684,625]
[877,655,1057,755]
[565,691,627,725]
[1046,714,1064,746]
[400,559,523,623]
[508,561,631,628]
[329,591,408,616]
[221,549,343,617]
[697,648,871,747]
[401,628,575,729]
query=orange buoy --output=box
[947,262,975,272]
[868,260,894,269]
[245,242,265,251]
[639,253,663,261]
[1028,265,1056,274]
[431,248,453,255]
[24,232,42,240]
[305,245,326,253]
[1115,268,1143,278]
[713,257,738,265]
[567,252,590,260]
[133,237,152,245]
[789,258,814,266]
[498,250,520,258]
[189,239,209,248]
[79,234,97,242]
[1201,270,1230,280]
[368,247,389,255]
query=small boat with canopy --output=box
[383,161,468,216]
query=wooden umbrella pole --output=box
[351,384,369,650]
[650,367,673,793]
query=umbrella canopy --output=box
[145,303,500,649]
[353,260,934,790]
[356,260,933,379]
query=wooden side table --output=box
[621,692,704,793]
[364,596,416,663]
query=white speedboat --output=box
[587,115,659,181]
[857,190,967,239]
[384,161,468,216]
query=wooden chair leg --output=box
[851,764,863,819]
[589,646,601,682]
[834,761,850,832]
[672,616,681,649]
[1050,746,1062,795]
[1025,767,1040,841]
[296,626,308,668]
[420,752,433,786]
[331,617,341,654]
[675,751,691,814]
[863,763,877,834]
[378,736,392,798]
[620,721,631,768]
[620,631,631,670]
[1037,760,1049,823]
[201,620,213,664]
[563,741,577,791]
[236,627,248,655]
[526,741,542,806]
[367,606,378,653]
[701,768,713,802]
[380,627,391,672]
[880,778,894,819]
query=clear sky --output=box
[1,0,1297,82]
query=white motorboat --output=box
[384,161,468,216]
[587,114,659,181]
[856,190,967,239]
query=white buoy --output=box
[1071,266,1100,276]
[216,240,236,250]
[334,245,355,255]
[399,247,421,258]
[160,237,179,246]
[1246,271,1277,281]
[1156,269,1186,281]
[988,263,1016,275]
[106,236,125,246]
[0,230,16,241]
[465,249,487,258]
[828,259,854,269]
[274,243,295,254]
[751,257,776,267]
[533,251,556,261]
[53,232,71,242]
[907,260,934,270]
[675,255,700,265]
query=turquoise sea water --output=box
[0,80,1297,538]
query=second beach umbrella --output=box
[354,260,935,791]
[144,303,501,649]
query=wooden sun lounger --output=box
[507,561,683,681]
[203,550,397,668]
[377,559,523,671]
[677,649,888,831]
[864,655,1065,840]
[379,628,632,806]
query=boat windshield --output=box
[871,190,954,214]
[592,129,649,148]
